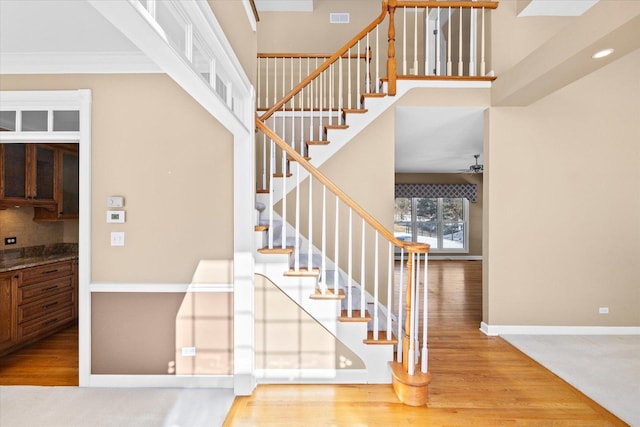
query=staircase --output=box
[253,0,497,405]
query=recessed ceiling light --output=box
[592,48,614,59]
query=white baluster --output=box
[318,68,323,140]
[290,57,295,148]
[375,25,380,92]
[402,7,407,75]
[447,7,452,76]
[273,57,277,106]
[387,242,392,340]
[281,144,287,249]
[411,7,417,75]
[294,162,300,272]
[481,7,486,76]
[357,40,362,106]
[307,177,313,272]
[421,253,429,373]
[469,7,477,76]
[407,252,416,375]
[330,63,334,126]
[436,9,441,76]
[397,247,404,363]
[414,251,420,369]
[348,48,352,109]
[262,133,266,191]
[338,57,343,124]
[360,218,366,317]
[458,7,463,76]
[348,208,353,318]
[282,56,286,101]
[265,57,269,109]
[334,195,339,295]
[366,32,371,93]
[308,59,313,152]
[257,57,261,110]
[268,139,275,249]
[321,185,327,293]
[424,7,429,76]
[373,231,379,340]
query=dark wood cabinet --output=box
[0,272,17,354]
[30,144,79,221]
[0,143,57,209]
[0,260,77,357]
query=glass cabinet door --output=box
[60,150,79,217]
[34,145,56,202]
[2,143,27,199]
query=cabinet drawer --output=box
[21,261,73,285]
[18,306,74,341]
[18,276,73,304]
[18,290,74,324]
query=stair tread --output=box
[338,309,371,322]
[342,108,368,114]
[310,288,345,300]
[286,155,311,162]
[258,246,294,255]
[360,93,386,105]
[256,189,270,194]
[254,225,268,232]
[273,173,293,178]
[324,124,349,130]
[306,140,330,145]
[363,330,398,345]
[284,267,320,277]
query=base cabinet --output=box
[0,260,77,357]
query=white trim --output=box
[242,0,258,32]
[255,369,369,384]
[88,374,233,388]
[480,322,640,336]
[0,52,161,75]
[90,283,233,293]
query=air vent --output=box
[330,13,350,24]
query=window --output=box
[394,197,469,252]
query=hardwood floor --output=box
[0,324,78,386]
[224,261,626,426]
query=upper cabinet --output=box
[0,143,79,220]
[0,144,57,207]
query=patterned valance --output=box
[395,183,477,203]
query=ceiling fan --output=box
[461,154,483,173]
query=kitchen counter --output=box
[0,243,78,273]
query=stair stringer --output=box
[265,79,493,206]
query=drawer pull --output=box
[44,318,59,326]
[43,301,59,309]
[42,285,59,292]
[42,269,59,274]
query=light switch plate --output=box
[111,231,125,246]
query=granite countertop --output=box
[0,243,78,273]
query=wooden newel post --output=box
[387,0,397,96]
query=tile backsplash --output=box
[0,206,66,252]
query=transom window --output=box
[394,197,469,253]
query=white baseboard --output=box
[88,374,234,388]
[429,255,482,261]
[255,369,369,384]
[480,322,640,336]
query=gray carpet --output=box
[0,387,235,427]
[503,335,640,427]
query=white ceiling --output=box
[395,107,485,174]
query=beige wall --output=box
[208,0,258,86]
[1,74,235,374]
[395,173,483,257]
[257,0,381,53]
[255,274,363,370]
[485,49,640,326]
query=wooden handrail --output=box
[249,0,260,22]
[258,53,370,59]
[259,0,390,121]
[256,116,430,254]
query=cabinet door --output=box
[0,272,17,352]
[59,150,79,218]
[34,145,56,202]
[1,143,28,200]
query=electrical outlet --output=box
[4,237,17,245]
[599,307,609,314]
[181,347,196,357]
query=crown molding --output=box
[0,51,161,74]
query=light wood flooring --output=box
[224,261,626,426]
[0,323,78,386]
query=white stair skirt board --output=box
[480,322,640,336]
